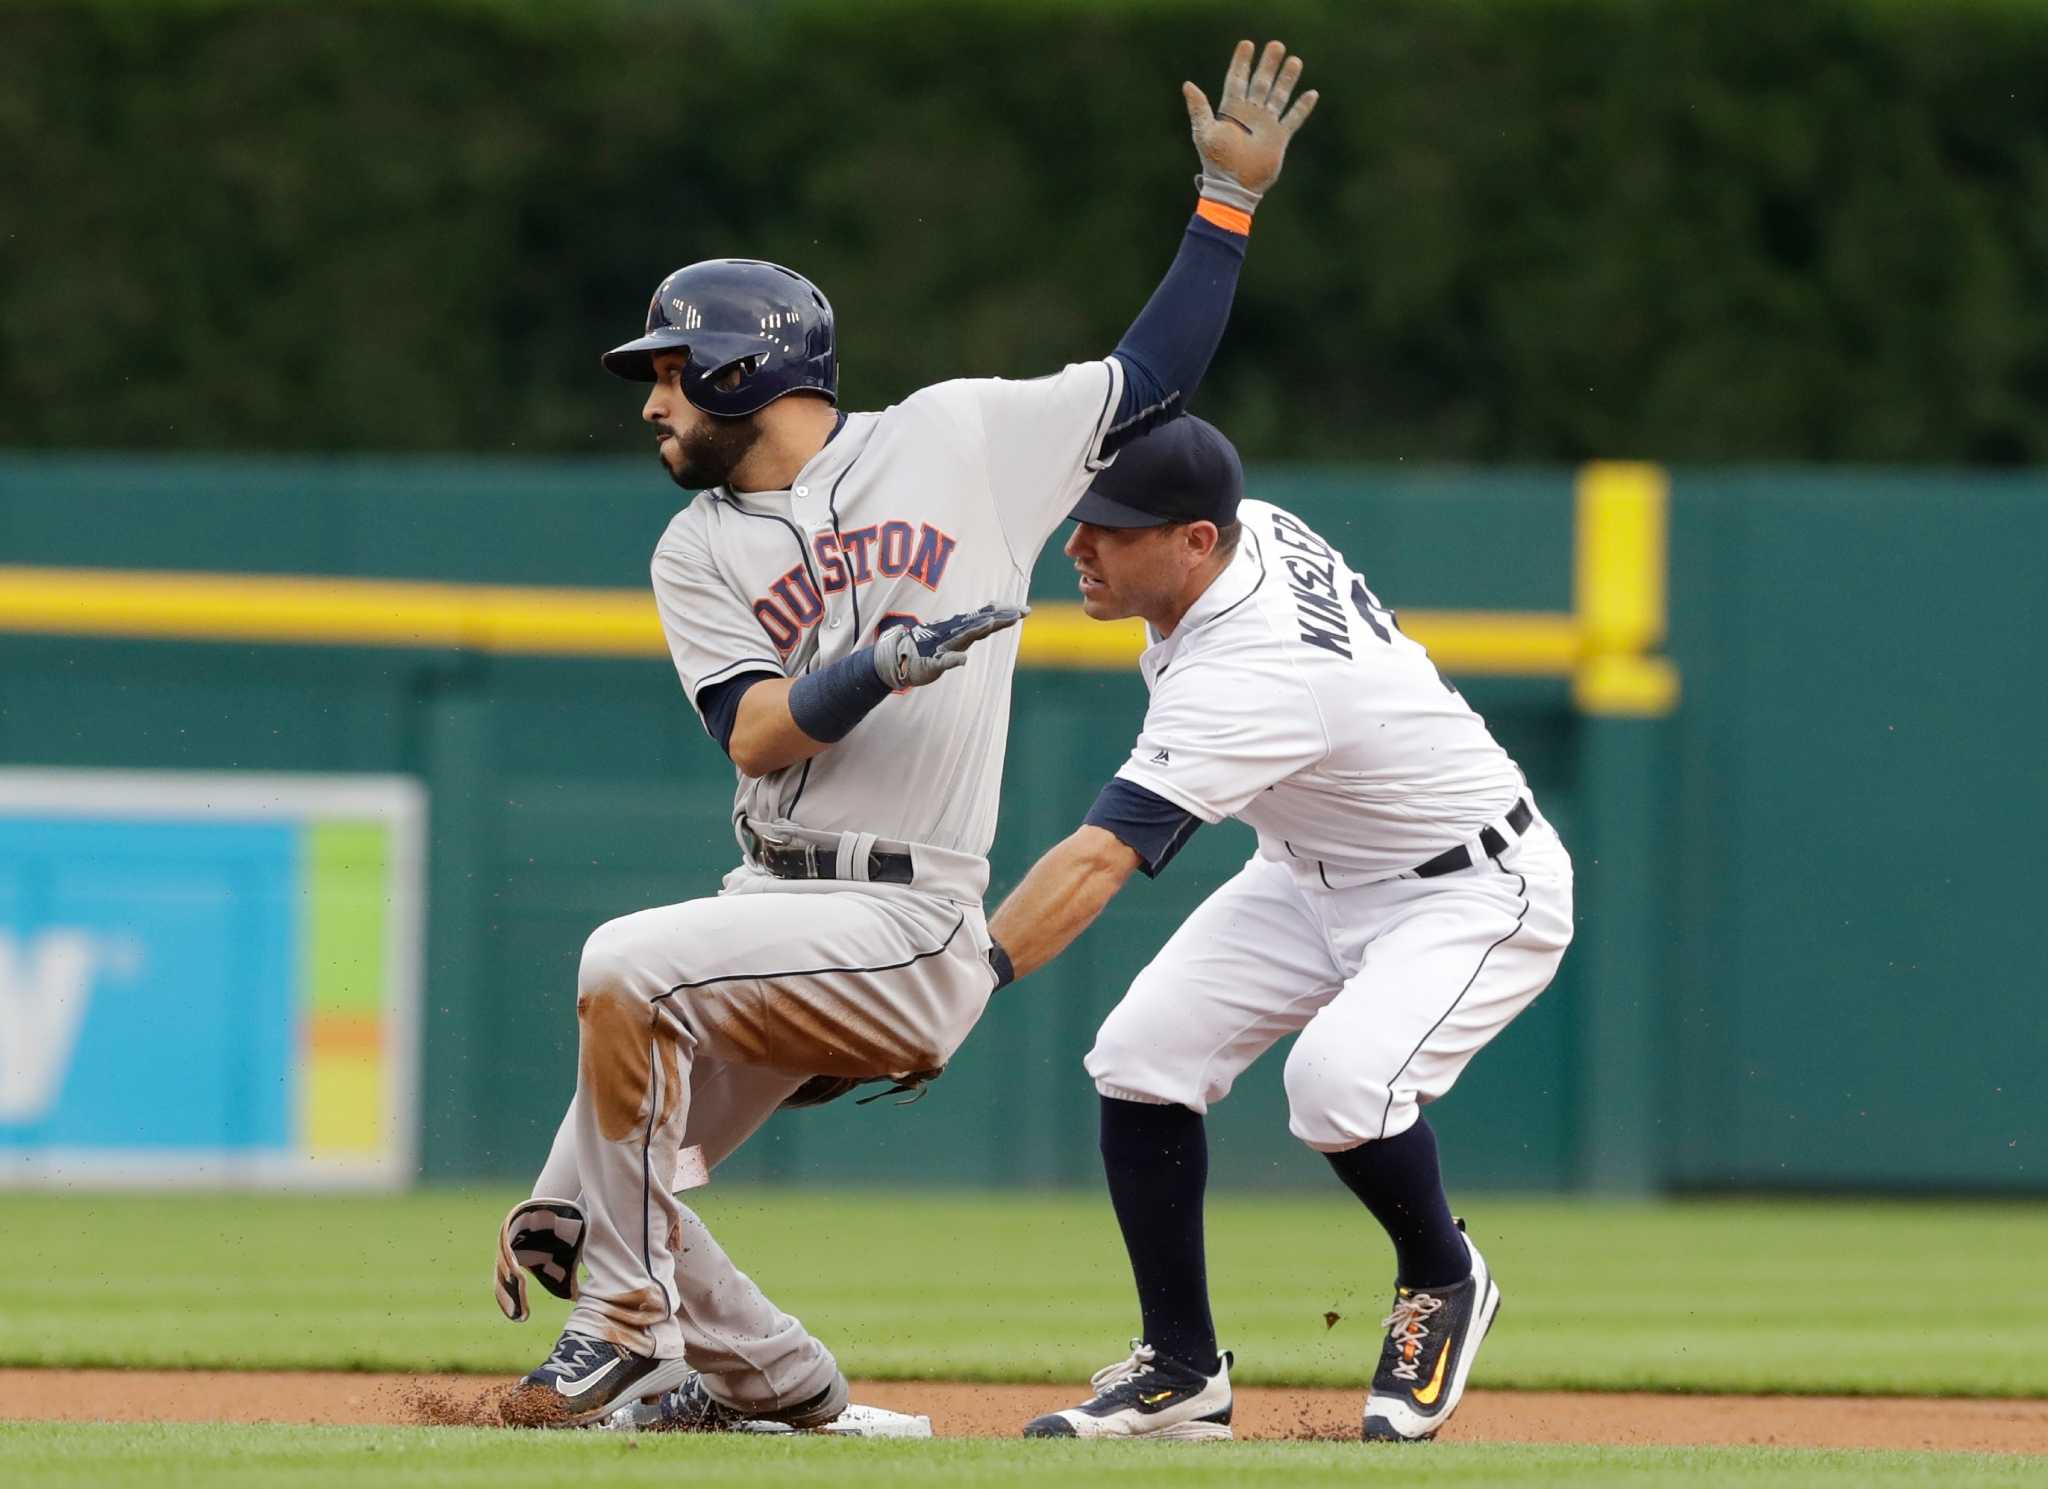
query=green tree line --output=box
[4,0,2046,462]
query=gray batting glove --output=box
[1185,39,1319,215]
[873,604,1028,689]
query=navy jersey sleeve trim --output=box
[1084,776,1204,879]
[695,670,777,756]
[1103,214,1248,456]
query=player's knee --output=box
[1085,1004,1198,1108]
[1082,1012,1149,1094]
[576,914,650,1005]
[1281,1026,1385,1139]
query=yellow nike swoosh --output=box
[1412,1344,1452,1407]
[1140,1390,1177,1405]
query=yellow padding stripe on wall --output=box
[0,565,1585,677]
[0,565,661,657]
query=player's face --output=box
[642,352,764,491]
[1065,521,1189,623]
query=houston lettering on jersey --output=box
[1268,511,1353,659]
[750,520,960,654]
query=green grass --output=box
[1,1425,2041,1489]
[4,1190,2046,1396]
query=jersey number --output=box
[1350,579,1398,643]
[1350,579,1458,694]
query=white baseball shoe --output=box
[1022,1341,1234,1441]
[600,1370,907,1434]
[1362,1230,1502,1442]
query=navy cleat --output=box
[1023,1341,1233,1441]
[1362,1229,1502,1443]
[500,1330,694,1429]
[603,1369,851,1433]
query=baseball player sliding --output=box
[492,42,1318,1429]
[990,416,1574,1443]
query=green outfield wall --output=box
[0,457,2039,1192]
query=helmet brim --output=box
[600,329,770,383]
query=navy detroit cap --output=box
[1070,415,1244,529]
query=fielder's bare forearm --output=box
[728,679,831,778]
[989,826,1140,980]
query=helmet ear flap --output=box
[703,354,769,396]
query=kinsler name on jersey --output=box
[751,520,961,656]
[1268,509,1355,659]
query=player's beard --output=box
[663,412,764,491]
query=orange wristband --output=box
[1194,197,1253,236]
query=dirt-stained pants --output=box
[530,867,995,1416]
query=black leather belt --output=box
[1413,798,1534,879]
[743,827,915,886]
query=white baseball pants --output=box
[1086,820,1573,1149]
[529,866,996,1414]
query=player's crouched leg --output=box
[1278,1018,1395,1154]
[575,909,690,1057]
[1084,985,1222,1113]
[574,899,761,1054]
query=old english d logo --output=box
[1412,1341,1451,1406]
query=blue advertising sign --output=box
[0,771,424,1187]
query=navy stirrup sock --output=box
[1097,1095,1221,1375]
[1323,1116,1471,1289]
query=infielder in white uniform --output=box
[491,42,1320,1429]
[991,416,1574,1444]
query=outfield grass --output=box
[0,1424,2040,1489]
[4,1190,2045,1396]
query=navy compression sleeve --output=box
[1103,205,1251,455]
[699,649,892,759]
[1084,776,1204,878]
[696,671,776,756]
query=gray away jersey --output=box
[652,359,1125,859]
[1114,499,1528,881]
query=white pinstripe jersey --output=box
[652,359,1124,859]
[1113,499,1527,881]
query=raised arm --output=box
[977,40,1318,563]
[1103,39,1319,452]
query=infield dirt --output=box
[2,1370,2043,1454]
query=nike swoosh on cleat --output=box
[1139,1390,1177,1405]
[1411,1344,1451,1407]
[555,1356,623,1398]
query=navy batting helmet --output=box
[601,259,837,417]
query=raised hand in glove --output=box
[1185,39,1319,216]
[873,604,1028,689]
